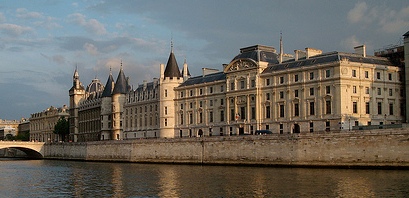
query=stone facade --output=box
[29,105,69,142]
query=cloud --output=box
[347,2,368,23]
[347,2,409,34]
[340,35,362,51]
[83,43,98,55]
[41,53,66,64]
[16,8,43,19]
[68,13,106,35]
[0,23,32,36]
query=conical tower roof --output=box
[164,46,182,78]
[102,71,115,97]
[112,67,129,94]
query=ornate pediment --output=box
[225,59,257,72]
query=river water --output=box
[0,159,408,197]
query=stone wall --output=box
[43,128,409,167]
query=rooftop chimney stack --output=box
[354,45,366,57]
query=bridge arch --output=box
[0,142,45,159]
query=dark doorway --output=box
[239,127,244,135]
[293,124,300,133]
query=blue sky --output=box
[0,1,408,120]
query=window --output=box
[365,102,370,114]
[353,86,357,93]
[280,91,284,99]
[165,89,167,97]
[310,122,314,132]
[230,82,235,91]
[294,103,299,117]
[210,87,213,93]
[326,121,330,131]
[389,89,393,96]
[280,104,285,117]
[180,91,184,98]
[199,101,203,107]
[377,72,381,79]
[294,74,299,82]
[266,79,270,86]
[295,90,299,98]
[326,100,331,114]
[165,106,168,115]
[251,107,255,119]
[164,118,167,127]
[326,69,330,78]
[240,107,246,120]
[377,102,382,115]
[353,102,357,114]
[389,73,392,81]
[326,86,331,94]
[199,112,203,123]
[352,69,356,77]
[310,102,315,115]
[240,80,245,89]
[365,71,369,78]
[377,88,381,95]
[199,88,203,95]
[389,103,394,115]
[310,88,314,96]
[251,80,255,87]
[220,85,224,92]
[279,76,284,84]
[230,109,235,121]
[180,114,183,125]
[309,72,314,80]
[220,110,224,122]
[210,100,213,106]
[266,93,270,100]
[279,124,284,134]
[190,90,193,96]
[189,102,193,109]
[266,106,271,118]
[365,87,369,94]
[220,99,224,106]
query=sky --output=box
[0,1,408,120]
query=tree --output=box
[54,116,69,142]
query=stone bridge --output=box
[0,141,45,158]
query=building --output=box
[73,32,407,141]
[0,119,21,140]
[69,65,131,142]
[29,105,69,142]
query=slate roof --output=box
[262,52,395,74]
[102,72,115,97]
[179,72,226,87]
[164,51,182,78]
[232,45,279,64]
[112,68,129,94]
[403,30,409,38]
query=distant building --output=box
[0,119,20,140]
[29,105,69,142]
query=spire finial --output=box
[171,32,174,53]
[120,59,123,70]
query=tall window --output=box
[180,113,183,125]
[220,99,224,106]
[352,70,357,77]
[266,93,270,100]
[240,80,245,89]
[310,88,314,96]
[209,111,213,122]
[279,104,285,117]
[377,102,382,115]
[326,100,331,114]
[220,110,224,122]
[230,109,235,121]
[326,86,331,94]
[199,113,203,123]
[309,72,314,80]
[280,91,284,99]
[251,107,255,119]
[377,88,381,95]
[294,90,299,98]
[294,103,299,117]
[365,102,370,114]
[389,73,392,80]
[294,74,299,82]
[389,89,393,96]
[266,106,271,118]
[389,103,394,115]
[353,102,357,114]
[266,79,270,86]
[365,87,369,94]
[353,86,357,93]
[279,76,284,84]
[365,71,369,78]
[310,102,315,115]
[165,89,167,97]
[376,72,381,79]
[326,69,330,78]
[165,106,168,115]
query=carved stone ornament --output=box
[229,60,256,71]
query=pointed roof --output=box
[112,67,129,94]
[404,30,409,38]
[181,58,191,76]
[164,45,182,78]
[102,71,115,97]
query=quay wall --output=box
[43,128,409,167]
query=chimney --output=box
[305,48,322,59]
[354,45,366,57]
[160,63,164,79]
[294,50,306,61]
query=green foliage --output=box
[54,116,69,142]
[15,131,30,141]
[4,134,14,141]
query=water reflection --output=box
[0,160,409,197]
